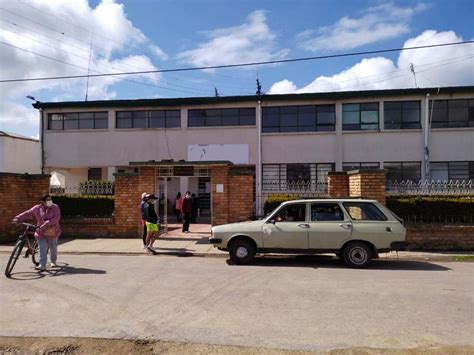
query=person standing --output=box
[12,194,61,271]
[174,192,183,222]
[191,193,200,223]
[145,195,159,254]
[181,191,192,233]
[140,192,149,249]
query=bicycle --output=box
[5,222,39,278]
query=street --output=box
[1,254,473,352]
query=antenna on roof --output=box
[256,72,262,95]
[409,63,418,88]
[214,87,219,97]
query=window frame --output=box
[430,99,474,128]
[271,203,307,223]
[384,161,421,182]
[384,100,421,129]
[116,110,181,129]
[188,108,256,127]
[342,102,379,131]
[310,202,345,222]
[342,202,388,222]
[47,112,108,130]
[262,105,336,133]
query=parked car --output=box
[210,199,407,268]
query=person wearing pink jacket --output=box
[13,194,61,271]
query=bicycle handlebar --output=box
[16,222,39,230]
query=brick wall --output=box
[348,170,386,205]
[228,174,254,223]
[211,165,230,225]
[407,224,474,251]
[328,172,349,198]
[0,173,50,243]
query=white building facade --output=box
[0,131,41,174]
[34,87,474,196]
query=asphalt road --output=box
[1,254,473,352]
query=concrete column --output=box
[335,102,343,171]
[379,100,384,131]
[180,176,189,194]
[107,166,116,181]
[108,109,114,130]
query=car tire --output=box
[342,242,372,268]
[229,239,256,265]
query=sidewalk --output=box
[0,223,471,261]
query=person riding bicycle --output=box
[12,194,61,271]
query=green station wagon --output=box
[210,199,407,268]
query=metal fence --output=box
[50,184,114,196]
[262,181,328,194]
[386,180,474,195]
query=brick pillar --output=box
[0,173,50,243]
[328,172,349,198]
[137,166,156,197]
[113,173,141,237]
[348,169,386,205]
[228,166,255,223]
[211,165,230,225]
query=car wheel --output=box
[343,242,372,268]
[229,239,256,265]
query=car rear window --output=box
[342,202,388,221]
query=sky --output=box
[0,0,473,138]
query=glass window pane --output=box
[94,119,108,129]
[431,162,449,181]
[343,124,360,131]
[432,100,447,109]
[449,100,468,109]
[343,111,359,124]
[402,162,421,181]
[149,111,165,119]
[116,117,132,128]
[361,110,379,123]
[361,124,378,130]
[79,119,93,129]
[94,112,108,119]
[298,105,316,114]
[384,162,402,182]
[262,114,279,127]
[298,112,315,126]
[117,111,132,119]
[311,203,344,221]
[188,116,204,127]
[317,105,335,113]
[402,101,420,110]
[287,164,310,182]
[343,104,359,112]
[206,115,221,126]
[79,112,94,119]
[384,102,401,110]
[360,102,378,111]
[317,111,335,124]
[239,108,255,116]
[402,109,420,123]
[274,204,306,222]
[384,110,401,125]
[132,111,147,119]
[239,114,255,125]
[222,115,238,126]
[280,126,298,132]
[262,126,279,133]
[449,108,468,123]
[166,115,181,128]
[222,108,238,116]
[49,120,63,130]
[166,110,181,118]
[280,106,297,126]
[188,110,203,118]
[64,118,78,130]
[343,202,387,221]
[150,116,165,128]
[132,117,147,128]
[401,122,420,129]
[317,125,335,131]
[298,125,317,132]
[449,161,469,181]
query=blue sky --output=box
[0,0,473,138]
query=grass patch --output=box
[453,255,474,262]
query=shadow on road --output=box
[227,255,452,271]
[7,262,106,280]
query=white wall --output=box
[0,137,41,173]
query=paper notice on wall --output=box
[187,144,249,164]
[216,184,224,193]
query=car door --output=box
[308,202,352,249]
[262,203,308,249]
[342,202,396,248]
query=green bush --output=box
[264,194,303,214]
[53,195,114,217]
[386,195,474,223]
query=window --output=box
[311,203,344,221]
[273,204,306,222]
[48,112,108,130]
[343,103,379,131]
[188,108,255,127]
[431,99,474,128]
[342,162,380,171]
[384,162,421,182]
[384,101,421,129]
[116,110,181,129]
[343,202,387,221]
[431,161,474,181]
[88,168,102,181]
[262,163,334,190]
[262,105,335,132]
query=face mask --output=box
[46,200,53,207]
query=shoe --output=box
[142,245,147,249]
[184,231,189,234]
[50,262,58,268]
[35,265,46,271]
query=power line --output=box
[1,40,472,83]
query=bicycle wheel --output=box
[31,239,39,266]
[5,239,25,278]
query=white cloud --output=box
[0,0,166,136]
[268,30,474,94]
[177,10,288,68]
[297,2,428,52]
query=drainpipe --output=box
[256,100,263,217]
[423,94,430,181]
[39,108,45,174]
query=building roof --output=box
[0,131,39,142]
[129,160,233,166]
[32,86,474,110]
